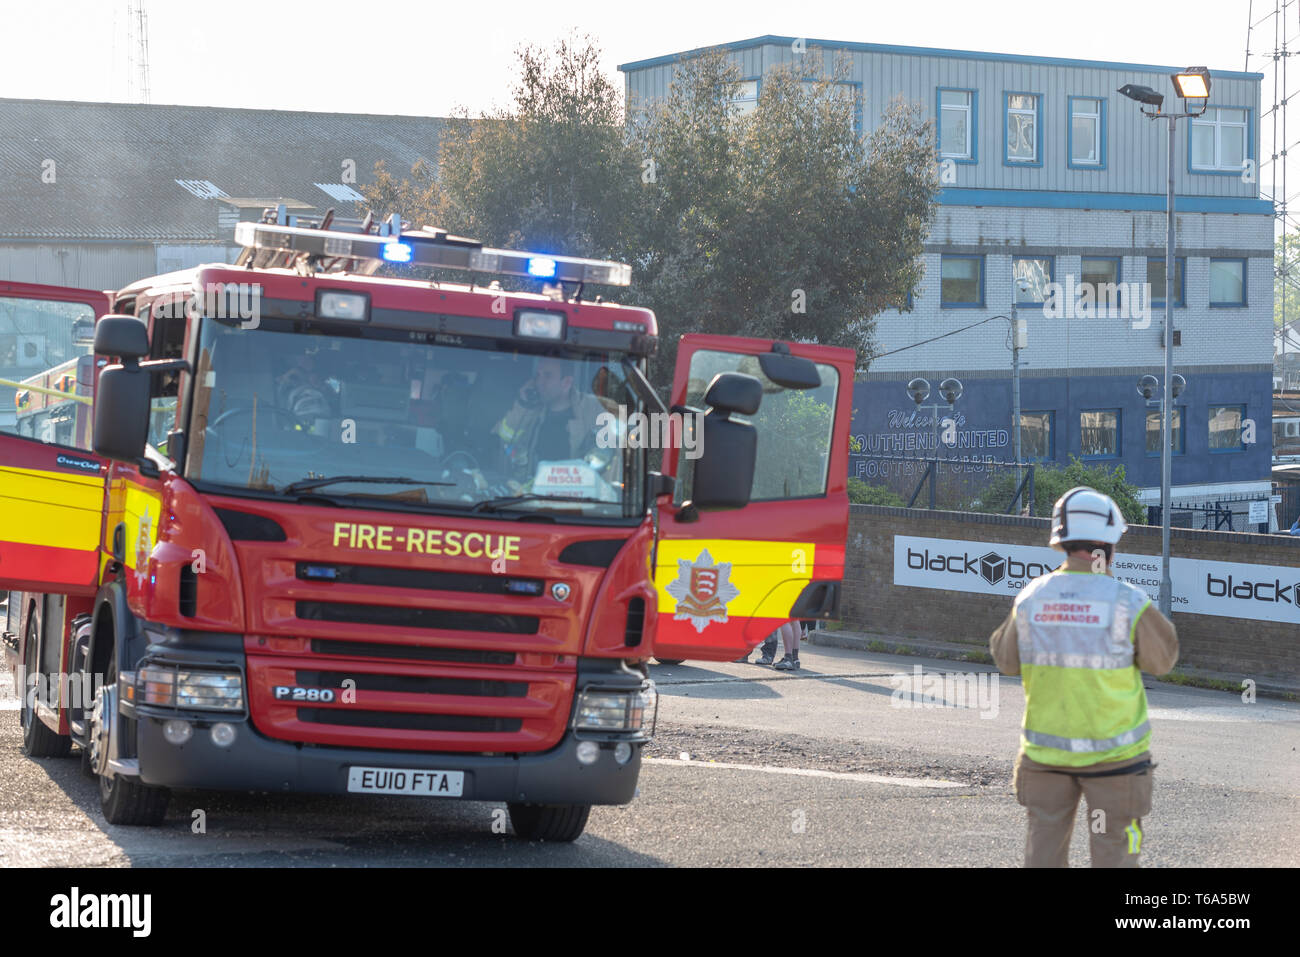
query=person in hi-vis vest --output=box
[990,487,1178,867]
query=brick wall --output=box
[843,504,1300,681]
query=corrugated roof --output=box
[0,98,443,241]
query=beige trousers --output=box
[1013,752,1155,868]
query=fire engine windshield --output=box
[185,318,645,520]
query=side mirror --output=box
[72,317,96,345]
[758,349,820,391]
[93,315,149,359]
[93,364,151,461]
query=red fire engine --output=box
[1,209,852,841]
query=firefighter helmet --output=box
[1049,486,1127,548]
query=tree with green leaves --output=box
[966,457,1146,523]
[363,33,639,281]
[362,36,938,389]
[1276,230,1300,329]
[628,49,936,384]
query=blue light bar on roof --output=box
[382,241,414,263]
[234,219,633,286]
[527,257,558,279]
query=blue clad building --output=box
[620,36,1275,520]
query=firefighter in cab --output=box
[989,487,1179,867]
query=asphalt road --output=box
[1,643,1297,867]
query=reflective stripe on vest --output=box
[1013,570,1153,767]
[1023,720,1152,754]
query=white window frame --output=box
[940,90,973,159]
[1190,107,1249,171]
[1070,98,1101,166]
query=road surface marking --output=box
[644,756,964,788]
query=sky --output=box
[0,1,1277,116]
[3,1,1295,207]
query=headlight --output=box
[138,666,245,712]
[574,684,657,733]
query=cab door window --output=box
[0,296,97,451]
[675,349,840,503]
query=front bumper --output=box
[135,717,643,805]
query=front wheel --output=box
[507,803,591,842]
[90,650,169,826]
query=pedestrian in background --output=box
[989,486,1178,867]
[735,621,802,669]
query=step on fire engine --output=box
[0,206,852,840]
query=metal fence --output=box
[850,455,1037,515]
[1147,486,1300,534]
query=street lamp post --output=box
[906,377,963,509]
[1119,67,1211,618]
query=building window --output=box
[1013,257,1053,304]
[1005,93,1041,165]
[1190,107,1248,172]
[1080,409,1120,458]
[1147,257,1185,307]
[1208,405,1246,452]
[939,89,975,161]
[1145,408,1184,455]
[940,255,983,307]
[1209,258,1247,306]
[730,79,759,117]
[1019,411,1054,460]
[1080,257,1122,313]
[1068,97,1104,167]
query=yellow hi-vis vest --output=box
[1013,569,1154,767]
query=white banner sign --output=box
[893,535,1300,625]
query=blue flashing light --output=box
[527,257,558,279]
[382,242,414,263]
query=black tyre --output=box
[19,618,71,759]
[99,769,169,827]
[93,649,169,826]
[654,658,685,666]
[507,803,591,842]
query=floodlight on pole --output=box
[1172,67,1211,100]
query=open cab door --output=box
[0,281,111,595]
[652,335,854,662]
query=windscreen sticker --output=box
[665,549,739,633]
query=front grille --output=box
[296,600,538,635]
[309,639,516,666]
[298,708,522,733]
[295,670,527,698]
[296,562,543,596]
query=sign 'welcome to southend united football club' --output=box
[893,535,1300,625]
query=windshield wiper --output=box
[470,494,614,514]
[281,475,455,496]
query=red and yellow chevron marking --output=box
[0,464,104,593]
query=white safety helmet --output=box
[1049,486,1127,549]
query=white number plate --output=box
[346,766,465,797]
